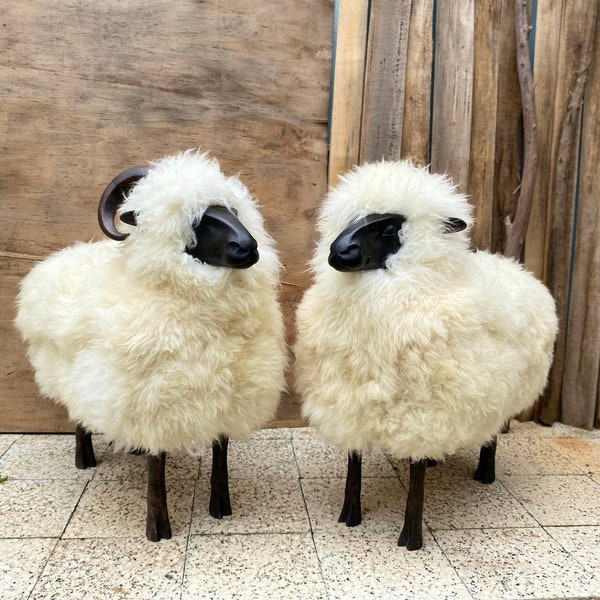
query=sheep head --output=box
[318,161,473,274]
[97,152,267,279]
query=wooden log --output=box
[401,0,434,166]
[430,1,475,194]
[468,0,502,251]
[560,11,600,430]
[328,0,370,185]
[540,0,598,425]
[360,0,412,163]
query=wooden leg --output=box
[75,424,96,469]
[209,436,232,519]
[474,436,497,484]
[146,452,172,542]
[338,451,362,527]
[398,458,426,550]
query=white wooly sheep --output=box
[295,160,558,550]
[16,150,287,541]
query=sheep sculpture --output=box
[294,160,558,550]
[16,150,287,541]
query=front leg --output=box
[75,424,96,469]
[474,436,497,484]
[338,451,362,527]
[209,435,232,519]
[398,458,426,550]
[146,452,172,541]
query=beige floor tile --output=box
[509,420,600,439]
[201,438,299,480]
[314,529,472,600]
[0,538,57,600]
[302,477,407,533]
[423,476,538,530]
[0,479,86,537]
[502,474,600,526]
[0,434,22,458]
[63,478,195,539]
[93,443,200,483]
[183,532,326,600]
[191,476,310,534]
[436,527,599,600]
[30,537,186,600]
[0,435,92,481]
[246,427,292,440]
[544,526,600,571]
[292,436,395,479]
[544,437,600,473]
[495,435,586,477]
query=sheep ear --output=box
[120,211,137,226]
[441,217,467,234]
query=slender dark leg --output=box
[338,452,362,527]
[426,458,438,468]
[209,436,232,519]
[398,458,426,550]
[146,452,172,542]
[75,424,96,469]
[474,436,497,484]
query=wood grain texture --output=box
[540,0,598,425]
[328,0,370,185]
[559,9,600,430]
[401,0,434,166]
[1,0,334,431]
[524,0,564,280]
[360,0,412,162]
[430,1,474,193]
[468,0,502,251]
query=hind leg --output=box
[474,436,497,484]
[146,452,172,541]
[75,424,96,469]
[339,452,362,527]
[209,436,232,519]
[398,458,426,550]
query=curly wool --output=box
[16,151,287,454]
[295,160,558,460]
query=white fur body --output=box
[16,152,286,454]
[295,161,557,460]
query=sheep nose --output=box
[226,240,259,268]
[329,243,363,270]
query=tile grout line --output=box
[290,435,332,600]
[179,453,203,600]
[25,536,61,600]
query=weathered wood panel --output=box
[400,0,433,166]
[0,0,334,431]
[360,0,412,162]
[328,0,369,185]
[430,1,474,193]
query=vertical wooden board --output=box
[360,0,412,162]
[560,14,600,430]
[468,0,502,251]
[401,0,434,166]
[491,0,523,254]
[430,1,475,193]
[328,0,370,185]
[540,0,598,425]
[525,0,564,280]
[1,0,334,431]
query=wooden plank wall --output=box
[0,0,334,431]
[329,0,600,429]
[3,0,599,432]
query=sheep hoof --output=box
[209,493,232,519]
[398,524,423,551]
[75,425,96,469]
[338,500,362,527]
[473,464,495,484]
[146,515,172,542]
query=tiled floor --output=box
[1,421,599,600]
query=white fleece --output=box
[16,151,287,454]
[295,160,558,460]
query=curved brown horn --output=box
[97,166,149,240]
